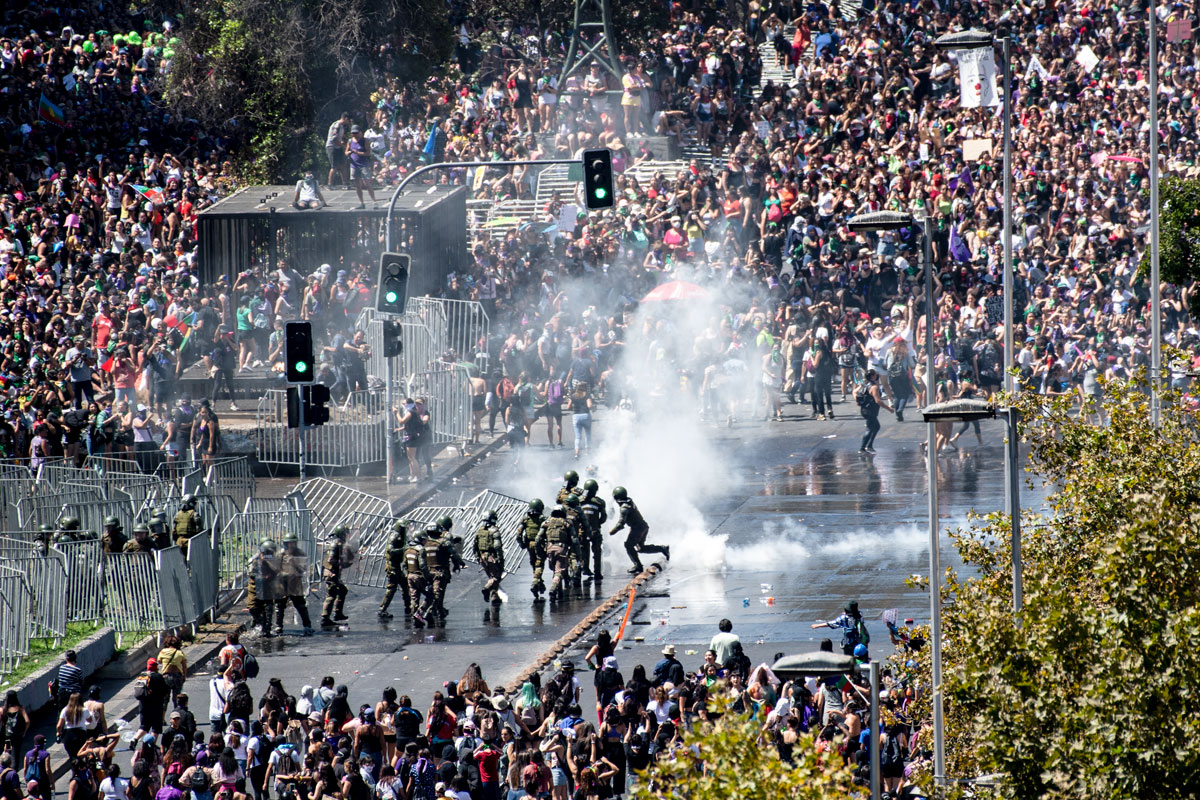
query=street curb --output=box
[505,561,664,693]
[389,434,509,515]
[10,627,116,714]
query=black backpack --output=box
[242,651,260,679]
[855,385,874,409]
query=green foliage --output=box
[936,380,1200,798]
[1140,175,1200,314]
[628,694,854,800]
[160,0,451,181]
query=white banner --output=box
[1025,54,1052,82]
[1075,45,1100,73]
[956,48,1000,108]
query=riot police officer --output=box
[404,529,431,627]
[248,539,280,637]
[148,507,170,550]
[379,520,411,620]
[277,531,314,635]
[562,494,586,590]
[609,486,669,573]
[173,494,201,556]
[421,524,464,623]
[123,523,154,554]
[539,505,574,603]
[473,510,505,605]
[35,523,53,555]
[101,516,127,554]
[579,480,608,580]
[556,470,579,504]
[320,525,351,628]
[54,516,83,545]
[517,499,547,598]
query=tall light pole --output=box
[1149,0,1162,426]
[849,211,943,785]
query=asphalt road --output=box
[175,397,1045,717]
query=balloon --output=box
[164,315,179,328]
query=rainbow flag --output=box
[38,93,65,127]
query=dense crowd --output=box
[16,613,921,800]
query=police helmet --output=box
[331,525,349,540]
[437,516,453,532]
[528,498,544,513]
[39,523,54,534]
[181,493,196,509]
[393,519,408,534]
[425,523,441,536]
[133,523,150,536]
[612,486,628,501]
[583,479,599,493]
[259,538,277,554]
[282,531,299,543]
[551,505,566,517]
[61,516,81,531]
[482,510,498,525]
[564,494,580,508]
[104,516,121,529]
[563,470,579,485]
[151,508,168,522]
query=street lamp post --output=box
[849,210,943,785]
[1149,0,1162,426]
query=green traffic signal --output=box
[385,290,399,304]
[593,187,608,200]
[295,361,308,373]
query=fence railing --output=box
[0,564,33,676]
[217,507,316,594]
[104,553,165,633]
[404,363,474,446]
[255,389,389,468]
[205,458,256,511]
[59,539,105,623]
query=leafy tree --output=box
[1140,175,1200,314]
[628,695,854,800]
[928,380,1200,798]
[158,0,451,180]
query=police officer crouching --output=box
[609,486,669,573]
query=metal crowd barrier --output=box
[58,539,105,623]
[205,457,256,511]
[103,553,165,633]
[187,531,220,621]
[0,465,34,530]
[217,508,315,593]
[2,550,69,642]
[438,299,490,368]
[291,478,390,541]
[338,511,396,588]
[404,363,474,446]
[157,546,200,629]
[0,564,33,677]
[256,389,389,469]
[16,486,105,529]
[61,500,138,542]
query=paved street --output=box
[176,398,1043,716]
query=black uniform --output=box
[612,497,667,572]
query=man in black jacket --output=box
[135,658,170,738]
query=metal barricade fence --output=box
[61,500,138,543]
[104,553,165,632]
[16,487,106,529]
[292,479,390,541]
[187,531,220,620]
[156,547,200,629]
[466,490,530,576]
[0,465,34,530]
[0,564,33,677]
[244,497,291,515]
[0,534,41,559]
[438,299,489,367]
[356,309,441,384]
[34,462,95,492]
[84,455,147,477]
[256,389,388,468]
[218,509,315,593]
[57,539,105,622]
[404,364,473,446]
[1,550,69,641]
[205,457,255,511]
[405,297,449,357]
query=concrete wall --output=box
[11,627,116,712]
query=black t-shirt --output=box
[171,406,195,444]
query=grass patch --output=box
[0,621,106,688]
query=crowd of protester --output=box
[9,617,924,800]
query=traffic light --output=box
[286,384,331,428]
[284,321,314,384]
[376,252,410,315]
[582,148,614,210]
[382,319,403,358]
[307,384,331,426]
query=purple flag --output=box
[949,224,971,263]
[949,166,974,196]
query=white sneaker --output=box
[230,403,240,411]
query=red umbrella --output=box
[642,280,710,302]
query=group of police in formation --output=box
[245,473,670,635]
[34,493,204,556]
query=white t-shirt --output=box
[59,707,96,730]
[100,776,130,800]
[294,179,321,204]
